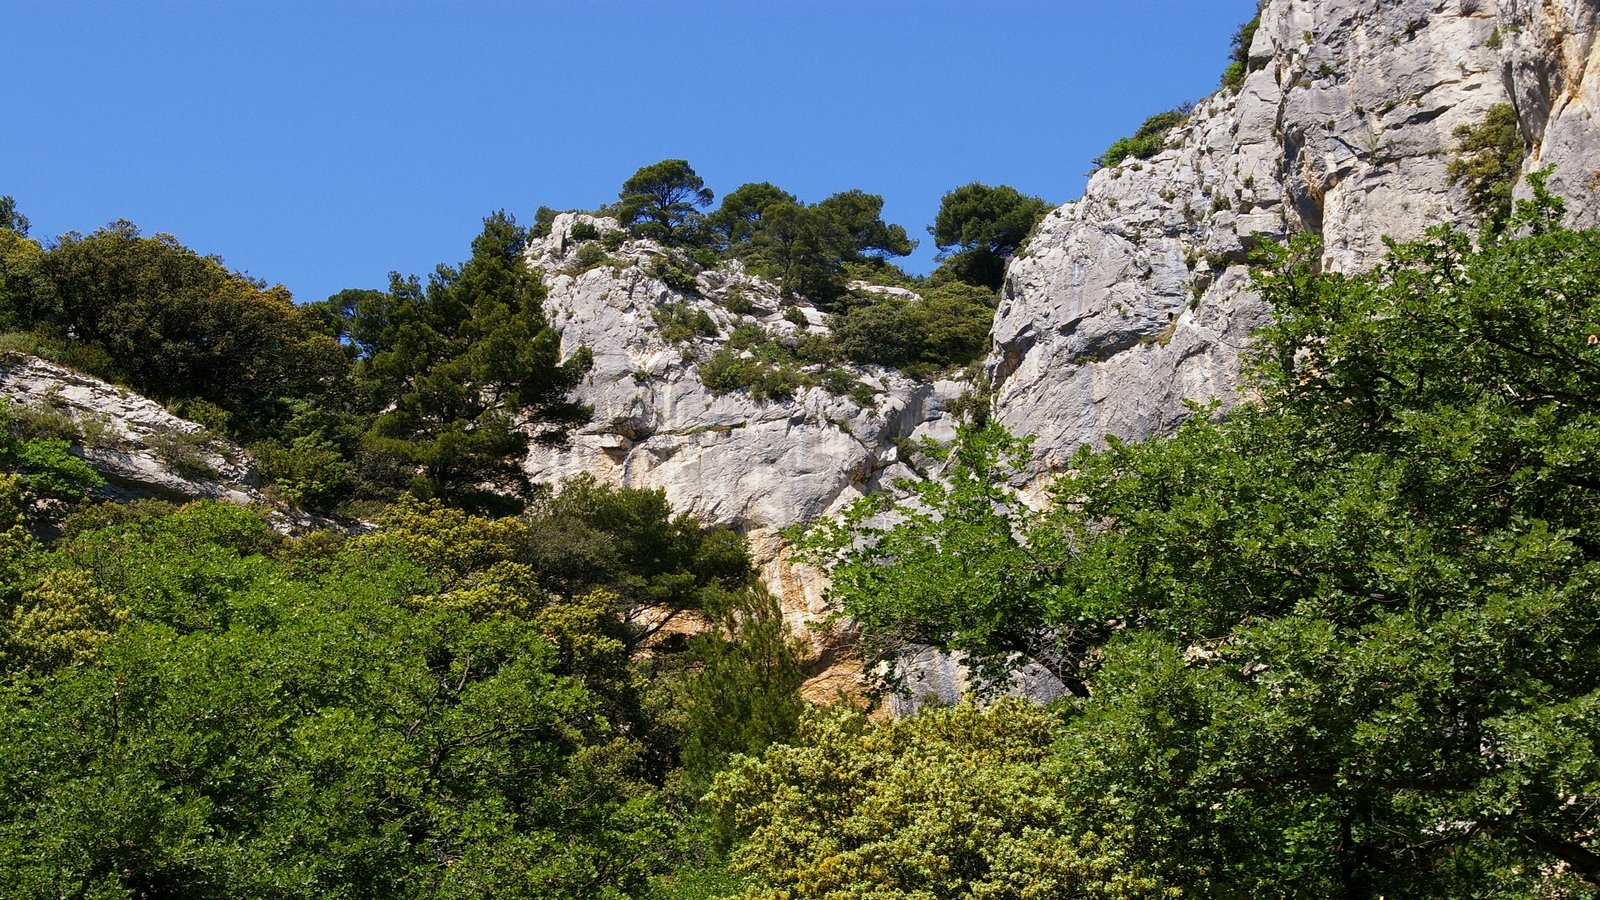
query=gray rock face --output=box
[0,354,259,504]
[521,215,963,647]
[521,0,1600,707]
[991,0,1600,473]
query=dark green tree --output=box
[616,159,714,244]
[349,212,591,509]
[743,201,851,305]
[798,191,1600,893]
[707,181,798,251]
[814,189,916,260]
[22,221,346,439]
[930,182,1051,289]
[1447,103,1526,231]
[0,196,29,236]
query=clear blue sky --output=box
[4,2,1253,302]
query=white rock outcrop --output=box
[521,215,964,661]
[992,0,1600,474]
[0,354,259,504]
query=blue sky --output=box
[4,2,1253,302]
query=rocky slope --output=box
[517,0,1600,705]
[0,354,260,504]
[521,215,963,679]
[992,0,1600,472]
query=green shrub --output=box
[601,229,627,251]
[782,306,808,328]
[721,288,755,315]
[699,348,754,396]
[1221,7,1262,90]
[575,242,608,270]
[1094,107,1189,168]
[831,281,996,378]
[255,435,350,509]
[1447,103,1525,230]
[653,301,718,343]
[569,220,601,242]
[649,255,700,295]
[146,428,217,481]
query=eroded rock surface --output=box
[992,0,1600,476]
[0,354,259,504]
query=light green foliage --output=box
[653,301,719,343]
[3,568,128,674]
[795,201,1600,893]
[930,183,1051,289]
[0,400,103,502]
[1447,103,1525,230]
[1094,107,1189,170]
[793,424,1067,693]
[831,281,997,377]
[0,477,790,898]
[709,700,1176,900]
[618,159,715,245]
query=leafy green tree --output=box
[708,700,1175,899]
[799,192,1600,893]
[813,188,915,260]
[712,184,914,307]
[521,474,755,648]
[348,211,591,509]
[708,182,798,251]
[22,221,347,439]
[618,159,715,244]
[743,201,851,305]
[0,489,792,898]
[0,196,29,236]
[1447,103,1525,231]
[930,182,1051,289]
[672,588,807,794]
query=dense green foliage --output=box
[929,183,1051,289]
[710,701,1174,899]
[0,220,347,440]
[704,178,913,307]
[315,211,592,511]
[1447,103,1526,231]
[617,159,716,245]
[786,194,1600,895]
[1094,106,1190,170]
[830,281,997,378]
[0,203,592,514]
[0,469,804,898]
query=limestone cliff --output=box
[992,0,1600,472]
[520,214,962,673]
[518,0,1600,705]
[0,354,260,505]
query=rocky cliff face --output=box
[521,215,962,673]
[992,0,1600,471]
[0,354,260,505]
[517,0,1600,705]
